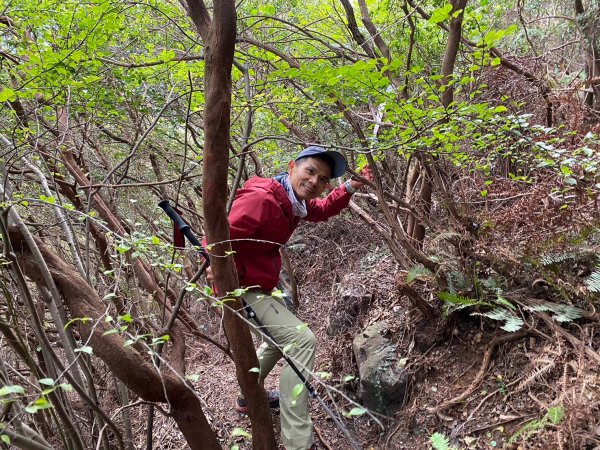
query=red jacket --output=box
[227,176,352,291]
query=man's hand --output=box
[206,265,214,285]
[348,165,374,190]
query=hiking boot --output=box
[235,389,279,413]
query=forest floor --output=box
[143,176,600,450]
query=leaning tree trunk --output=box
[6,227,220,450]
[185,0,277,448]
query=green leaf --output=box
[120,314,133,323]
[38,378,54,386]
[75,346,93,355]
[0,385,25,396]
[291,383,304,400]
[0,87,16,102]
[343,374,356,382]
[429,4,453,24]
[25,396,53,414]
[39,194,56,204]
[231,427,252,439]
[231,288,247,297]
[494,292,516,310]
[1,434,10,445]
[271,289,284,298]
[316,371,332,380]
[344,407,367,417]
[186,374,200,382]
[116,243,131,254]
[64,317,91,329]
[249,367,260,373]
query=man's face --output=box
[288,157,332,201]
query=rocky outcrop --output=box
[352,322,407,414]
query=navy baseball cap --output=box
[295,146,347,178]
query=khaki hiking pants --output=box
[242,291,316,450]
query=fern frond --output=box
[540,252,576,266]
[437,292,491,310]
[476,308,524,332]
[527,302,582,322]
[494,291,517,311]
[516,362,555,392]
[585,270,600,292]
[430,432,451,450]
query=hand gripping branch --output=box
[158,200,362,450]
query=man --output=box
[219,146,372,450]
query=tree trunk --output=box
[440,0,468,108]
[575,0,600,110]
[7,227,221,450]
[185,0,277,447]
[407,0,467,242]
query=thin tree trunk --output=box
[407,0,467,243]
[185,0,277,447]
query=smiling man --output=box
[226,146,372,450]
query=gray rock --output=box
[352,322,408,414]
[326,274,372,336]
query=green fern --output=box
[585,270,600,292]
[508,405,564,444]
[494,291,517,311]
[527,302,582,322]
[430,432,455,450]
[540,252,576,266]
[437,292,491,315]
[478,308,524,332]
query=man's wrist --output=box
[344,180,357,194]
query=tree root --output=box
[429,328,531,414]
